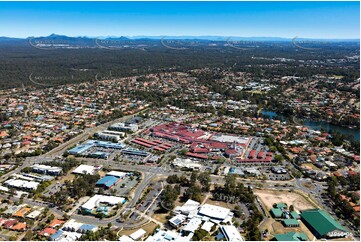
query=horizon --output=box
[1,33,360,41]
[0,1,359,39]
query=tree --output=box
[274,154,284,162]
[198,172,211,192]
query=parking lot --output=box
[136,182,163,215]
[99,173,139,197]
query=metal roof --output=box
[300,209,346,236]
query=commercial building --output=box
[109,123,138,132]
[80,195,126,213]
[96,176,120,189]
[121,148,148,157]
[31,164,62,176]
[106,171,127,178]
[300,209,348,239]
[94,132,122,142]
[172,158,201,170]
[4,179,39,190]
[72,165,99,175]
[68,140,125,155]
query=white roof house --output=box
[129,228,146,240]
[26,210,42,219]
[81,195,126,211]
[198,204,231,221]
[220,225,244,241]
[61,219,83,231]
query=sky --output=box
[0,1,359,39]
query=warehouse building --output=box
[300,209,348,239]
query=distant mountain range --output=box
[0,34,359,42]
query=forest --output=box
[0,38,359,90]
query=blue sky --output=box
[0,1,359,39]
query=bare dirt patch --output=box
[119,221,158,236]
[255,189,315,212]
[260,218,315,241]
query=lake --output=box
[261,110,360,141]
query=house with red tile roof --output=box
[3,219,18,229]
[48,219,65,228]
[39,227,57,237]
[11,222,26,231]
